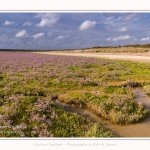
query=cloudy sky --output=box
[1,12,150,49]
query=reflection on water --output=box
[54,88,150,137]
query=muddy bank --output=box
[54,88,150,137]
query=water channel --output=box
[54,88,150,137]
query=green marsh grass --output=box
[0,52,150,137]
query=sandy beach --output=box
[35,52,150,63]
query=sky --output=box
[1,12,150,49]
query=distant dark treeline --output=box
[0,49,78,52]
[1,43,150,52]
[0,49,57,52]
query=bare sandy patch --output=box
[34,52,150,63]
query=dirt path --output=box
[35,52,150,63]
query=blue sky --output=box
[1,12,150,49]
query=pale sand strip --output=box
[34,52,150,63]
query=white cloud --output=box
[118,27,127,32]
[141,37,150,41]
[112,38,118,41]
[123,14,136,21]
[112,35,131,41]
[35,13,59,27]
[57,36,65,40]
[106,17,115,21]
[53,35,69,42]
[47,32,52,37]
[32,32,44,39]
[36,18,52,27]
[121,35,131,40]
[15,30,27,38]
[79,20,97,30]
[22,22,32,26]
[57,35,68,40]
[106,37,111,41]
[4,20,16,25]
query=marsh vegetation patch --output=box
[0,52,150,137]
